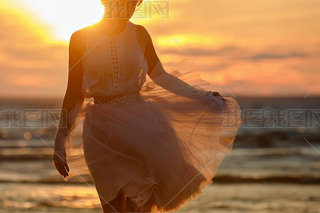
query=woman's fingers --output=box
[208,91,226,101]
[53,155,69,177]
[55,162,69,177]
[65,163,70,172]
[220,96,226,101]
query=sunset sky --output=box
[0,0,319,98]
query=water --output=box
[1,145,320,184]
[1,146,320,212]
[1,183,320,213]
[0,97,320,212]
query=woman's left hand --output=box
[52,150,69,178]
[208,91,226,100]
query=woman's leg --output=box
[120,191,138,213]
[102,190,138,213]
[102,190,126,213]
[102,196,120,213]
[125,196,136,212]
[120,191,126,213]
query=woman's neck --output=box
[99,7,130,25]
[99,17,128,26]
[95,14,129,35]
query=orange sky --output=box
[0,0,319,98]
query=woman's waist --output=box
[93,91,146,105]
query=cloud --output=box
[233,52,312,61]
[159,45,241,57]
[0,6,68,98]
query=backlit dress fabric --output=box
[54,21,242,212]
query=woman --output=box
[52,0,242,212]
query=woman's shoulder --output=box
[71,22,98,39]
[70,27,88,44]
[134,23,151,41]
[133,23,152,50]
[68,27,90,53]
[70,23,98,47]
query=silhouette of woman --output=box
[52,0,242,212]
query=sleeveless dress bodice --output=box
[81,21,148,100]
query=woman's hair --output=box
[100,0,143,7]
[100,0,143,19]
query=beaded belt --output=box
[94,92,146,106]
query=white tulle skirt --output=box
[63,59,242,212]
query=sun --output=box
[5,0,151,43]
[16,0,104,42]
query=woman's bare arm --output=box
[52,30,85,177]
[138,25,224,101]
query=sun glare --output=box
[14,0,104,42]
[156,34,226,47]
[2,0,156,44]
